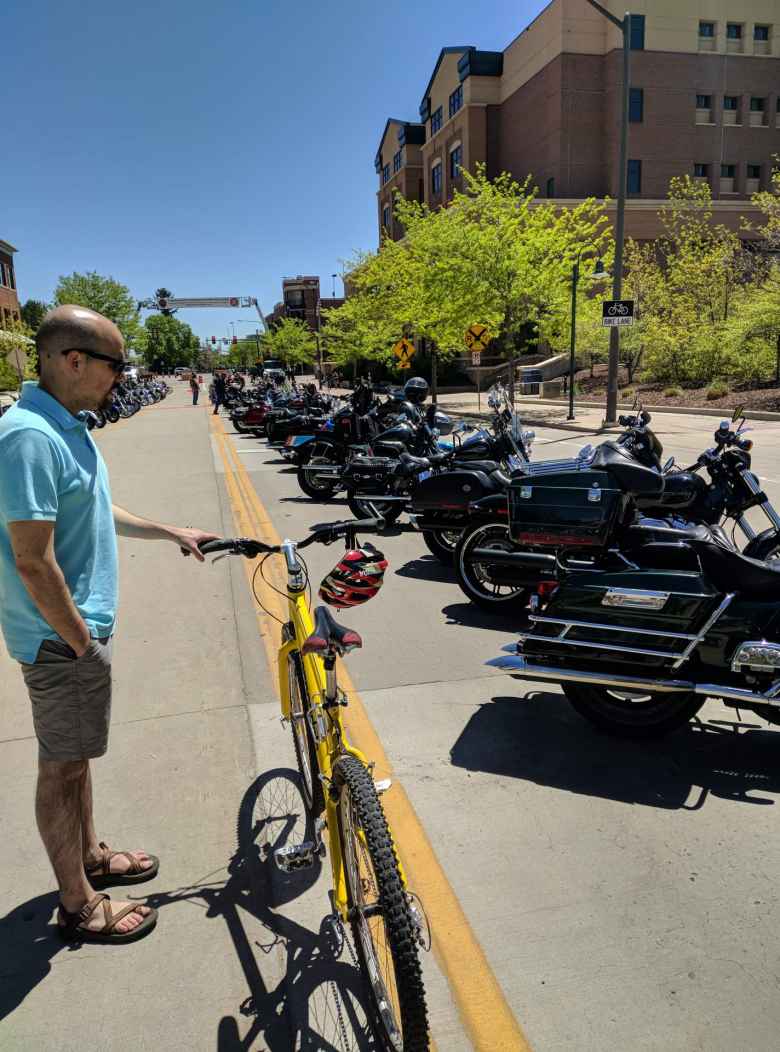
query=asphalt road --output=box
[3,381,780,1052]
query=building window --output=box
[629,87,644,122]
[382,163,390,184]
[694,163,709,178]
[747,164,761,179]
[0,263,6,287]
[431,162,442,195]
[726,23,742,39]
[546,177,555,198]
[393,150,402,174]
[0,262,13,288]
[699,21,715,38]
[721,164,736,178]
[750,97,767,126]
[382,205,391,231]
[449,143,463,180]
[629,14,645,50]
[430,106,443,135]
[750,96,765,111]
[723,95,739,110]
[754,25,770,41]
[696,94,711,109]
[449,85,463,118]
[627,159,642,194]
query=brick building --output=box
[375,0,780,243]
[0,240,21,327]
[266,275,344,331]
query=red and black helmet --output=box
[319,543,388,609]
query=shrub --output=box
[664,386,684,397]
[705,380,730,401]
[621,387,636,400]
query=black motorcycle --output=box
[456,408,780,611]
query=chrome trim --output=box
[529,614,696,642]
[525,636,683,659]
[587,484,602,503]
[731,640,780,673]
[485,653,780,708]
[601,588,669,611]
[670,593,734,671]
[736,515,757,541]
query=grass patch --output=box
[706,380,730,401]
[620,387,636,400]
[664,386,684,398]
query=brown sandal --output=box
[58,893,158,944]
[85,841,159,888]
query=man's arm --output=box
[9,521,92,656]
[112,504,219,563]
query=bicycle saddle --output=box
[302,605,363,655]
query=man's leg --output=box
[79,762,153,878]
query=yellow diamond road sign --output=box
[465,324,492,352]
[392,338,416,364]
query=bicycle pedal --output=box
[274,841,316,873]
[374,778,392,795]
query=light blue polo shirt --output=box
[0,382,118,663]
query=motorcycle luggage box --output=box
[412,468,498,511]
[508,469,625,548]
[344,457,396,485]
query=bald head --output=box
[36,305,124,376]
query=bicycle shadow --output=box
[143,767,377,1050]
[394,556,454,584]
[450,691,780,810]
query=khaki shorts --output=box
[21,638,113,762]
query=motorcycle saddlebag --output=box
[412,469,497,512]
[342,457,397,489]
[508,469,626,548]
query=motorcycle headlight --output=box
[521,429,535,452]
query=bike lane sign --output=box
[602,300,634,326]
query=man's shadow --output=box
[1,768,377,1050]
[451,691,780,809]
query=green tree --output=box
[141,314,200,372]
[260,318,317,366]
[20,299,49,332]
[54,271,141,348]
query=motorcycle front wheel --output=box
[296,445,341,500]
[455,522,530,612]
[422,528,463,565]
[562,683,705,738]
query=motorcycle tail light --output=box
[732,641,780,673]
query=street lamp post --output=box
[585,0,631,425]
[331,273,337,299]
[568,255,607,421]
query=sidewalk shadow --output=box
[0,891,63,1022]
[143,767,376,1051]
[442,600,530,633]
[395,556,453,584]
[450,692,780,810]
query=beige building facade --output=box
[375,0,780,242]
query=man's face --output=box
[70,344,126,412]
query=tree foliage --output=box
[140,314,200,372]
[54,271,141,349]
[20,299,49,332]
[260,318,316,365]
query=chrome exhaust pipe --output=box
[487,654,780,708]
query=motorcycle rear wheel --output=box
[562,683,705,738]
[297,447,340,500]
[422,528,462,565]
[347,491,403,525]
[455,522,530,612]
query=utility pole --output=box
[585,1,631,425]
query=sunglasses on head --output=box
[61,348,128,374]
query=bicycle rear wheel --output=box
[287,650,325,815]
[334,754,428,1052]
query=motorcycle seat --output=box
[399,453,432,470]
[695,536,780,599]
[451,459,499,474]
[302,605,362,655]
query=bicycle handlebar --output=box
[195,517,386,560]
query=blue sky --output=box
[5,0,547,342]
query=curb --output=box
[528,398,780,423]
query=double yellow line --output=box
[210,414,532,1052]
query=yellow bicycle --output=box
[201,518,430,1052]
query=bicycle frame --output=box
[275,540,408,921]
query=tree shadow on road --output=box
[450,691,780,810]
[0,768,376,1051]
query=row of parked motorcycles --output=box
[224,374,780,741]
[85,377,171,429]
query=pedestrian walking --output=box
[189,373,200,406]
[212,370,227,415]
[0,305,220,944]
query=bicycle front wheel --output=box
[334,755,428,1052]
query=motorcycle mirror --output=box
[731,404,745,423]
[662,456,676,472]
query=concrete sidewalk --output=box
[0,390,340,1050]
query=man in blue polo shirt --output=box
[0,305,218,944]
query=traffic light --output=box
[211,336,216,344]
[232,336,237,345]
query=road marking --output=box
[211,413,533,1052]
